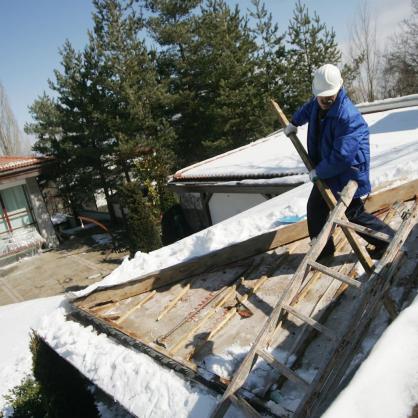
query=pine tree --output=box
[285,1,342,113]
[27,0,175,222]
[145,0,276,166]
[118,181,162,255]
[249,0,287,123]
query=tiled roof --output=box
[0,156,53,173]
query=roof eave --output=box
[167,180,304,194]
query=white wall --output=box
[208,193,267,224]
[25,177,59,248]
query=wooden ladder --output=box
[209,180,413,418]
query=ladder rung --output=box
[334,219,391,243]
[257,349,310,391]
[282,305,337,341]
[230,394,261,418]
[308,260,362,289]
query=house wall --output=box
[208,193,267,224]
[179,192,211,232]
[25,177,59,248]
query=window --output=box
[0,185,35,235]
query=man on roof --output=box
[284,63,394,259]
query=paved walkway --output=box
[0,236,128,306]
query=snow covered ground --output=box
[1,103,417,417]
[322,294,418,418]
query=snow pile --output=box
[50,212,68,225]
[323,294,418,418]
[35,303,245,418]
[0,296,64,413]
[0,227,45,258]
[91,233,113,245]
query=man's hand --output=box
[284,122,297,137]
[309,169,319,183]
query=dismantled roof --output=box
[71,180,418,417]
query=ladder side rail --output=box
[210,181,359,418]
[294,200,418,418]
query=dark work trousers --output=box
[307,185,395,256]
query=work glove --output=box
[284,122,297,137]
[309,169,319,183]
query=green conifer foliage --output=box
[119,181,162,256]
[27,0,175,222]
[145,0,276,166]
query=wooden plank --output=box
[114,291,157,324]
[257,349,310,391]
[308,261,362,289]
[364,179,418,212]
[282,305,337,341]
[74,221,307,309]
[157,283,192,321]
[155,262,256,349]
[207,274,269,340]
[334,219,392,243]
[230,394,262,418]
[169,283,239,355]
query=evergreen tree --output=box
[118,181,162,255]
[249,0,287,123]
[284,1,342,113]
[27,0,175,222]
[145,0,276,166]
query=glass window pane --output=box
[0,185,33,230]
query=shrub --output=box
[2,376,44,418]
[118,181,162,256]
[30,333,99,418]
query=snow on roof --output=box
[323,294,418,418]
[15,102,416,418]
[0,155,53,173]
[172,129,308,181]
[172,100,418,182]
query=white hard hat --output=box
[312,64,343,97]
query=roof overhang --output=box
[0,160,55,186]
[167,179,305,194]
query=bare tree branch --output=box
[347,0,381,102]
[0,81,24,155]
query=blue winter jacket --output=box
[292,89,371,198]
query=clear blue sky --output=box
[0,0,411,131]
